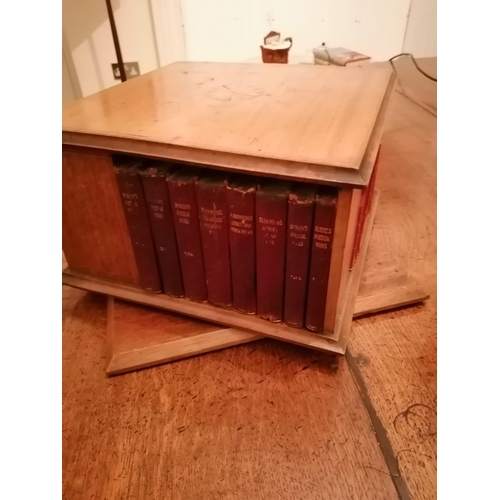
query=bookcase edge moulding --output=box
[62,61,397,355]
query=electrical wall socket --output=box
[111,62,140,81]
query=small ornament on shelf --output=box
[260,31,293,64]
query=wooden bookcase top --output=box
[62,62,396,187]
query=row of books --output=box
[114,158,338,333]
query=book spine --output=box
[227,182,257,314]
[350,148,380,269]
[196,176,232,307]
[168,174,207,302]
[114,167,162,292]
[305,191,338,332]
[255,187,289,322]
[141,171,185,297]
[283,190,316,327]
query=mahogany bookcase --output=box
[62,61,397,357]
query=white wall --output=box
[62,54,76,104]
[62,0,159,97]
[62,0,436,99]
[180,0,414,63]
[403,0,437,58]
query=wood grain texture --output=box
[62,147,140,284]
[62,269,345,355]
[63,286,399,500]
[354,272,428,318]
[348,69,437,499]
[107,298,257,375]
[62,62,395,187]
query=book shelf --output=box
[68,185,429,377]
[62,62,397,356]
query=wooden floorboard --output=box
[347,82,437,500]
[63,288,399,500]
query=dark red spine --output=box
[227,176,258,314]
[140,163,184,297]
[350,148,381,269]
[305,188,338,332]
[255,180,291,322]
[283,185,317,327]
[196,171,232,307]
[167,168,207,303]
[114,162,162,292]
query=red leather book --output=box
[196,171,232,307]
[283,184,317,327]
[255,180,291,322]
[114,161,162,292]
[167,168,207,303]
[350,148,380,269]
[305,187,338,332]
[140,163,184,297]
[227,175,258,314]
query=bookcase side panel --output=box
[323,187,363,336]
[62,146,140,285]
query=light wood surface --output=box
[62,58,436,500]
[354,270,429,318]
[107,297,257,375]
[62,147,139,284]
[63,62,395,187]
[63,268,342,355]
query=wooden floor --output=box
[63,58,436,500]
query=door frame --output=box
[149,0,186,67]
